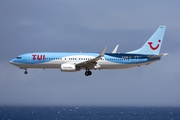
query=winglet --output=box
[100,46,107,57]
[112,45,119,53]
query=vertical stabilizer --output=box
[128,26,166,55]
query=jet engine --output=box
[61,63,79,72]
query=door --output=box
[27,55,31,62]
[135,56,138,63]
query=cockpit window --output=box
[16,57,22,59]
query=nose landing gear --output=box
[24,68,28,74]
[85,70,92,76]
[24,71,28,74]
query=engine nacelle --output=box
[61,63,79,72]
[94,64,101,69]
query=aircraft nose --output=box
[10,59,16,65]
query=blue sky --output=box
[0,0,180,106]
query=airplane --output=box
[10,25,167,76]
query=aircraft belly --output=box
[99,60,155,69]
[100,64,137,69]
[14,61,62,69]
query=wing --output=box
[76,47,107,69]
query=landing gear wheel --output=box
[24,71,28,74]
[85,71,89,76]
[85,70,92,76]
[88,71,92,75]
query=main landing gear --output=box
[85,70,92,76]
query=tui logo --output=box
[148,40,161,50]
[32,54,46,60]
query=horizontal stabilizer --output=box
[112,45,119,53]
[148,53,168,59]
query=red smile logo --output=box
[148,40,161,50]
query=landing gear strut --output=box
[85,70,92,76]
